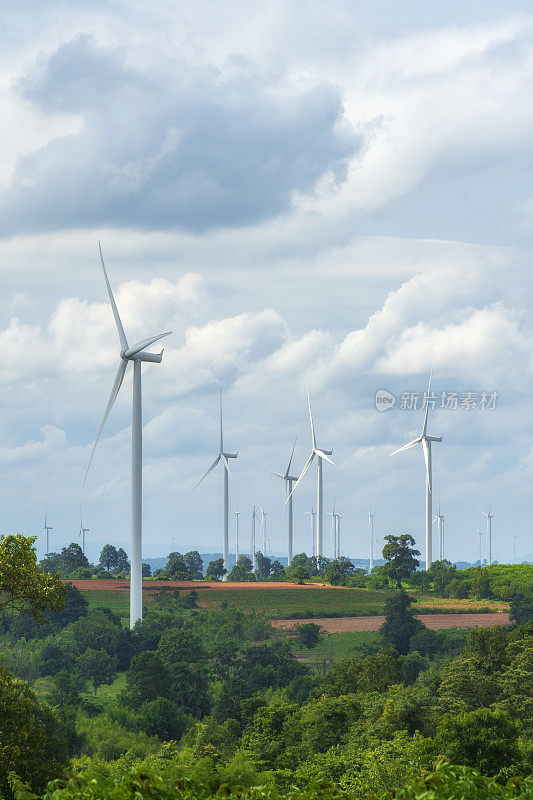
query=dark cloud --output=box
[3,35,359,234]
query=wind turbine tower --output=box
[43,507,53,556]
[306,507,316,559]
[368,509,374,573]
[433,507,445,561]
[85,245,172,628]
[79,505,90,555]
[475,530,484,564]
[390,372,442,569]
[513,536,518,564]
[479,508,493,566]
[195,391,238,579]
[289,392,334,561]
[268,436,298,565]
[260,507,267,554]
[251,506,257,568]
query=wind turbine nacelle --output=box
[224,452,238,459]
[133,350,164,363]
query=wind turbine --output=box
[513,536,518,564]
[288,392,334,561]
[433,506,445,561]
[43,507,53,556]
[368,509,374,573]
[336,509,342,558]
[479,508,493,566]
[475,530,484,564]
[306,507,317,559]
[79,504,90,555]
[195,390,237,579]
[251,506,257,568]
[268,436,298,565]
[85,243,172,628]
[260,507,267,554]
[328,501,340,558]
[389,372,442,570]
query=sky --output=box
[0,0,532,565]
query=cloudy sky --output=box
[1,0,532,565]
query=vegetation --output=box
[0,535,531,800]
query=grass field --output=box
[81,583,509,622]
[289,629,383,672]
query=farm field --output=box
[75,580,510,622]
[274,611,511,633]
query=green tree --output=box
[142,562,151,577]
[75,648,117,695]
[510,594,533,625]
[382,534,420,586]
[206,558,226,581]
[99,544,118,572]
[115,547,130,573]
[0,666,67,798]
[295,622,323,649]
[165,551,190,579]
[437,708,521,776]
[122,651,171,706]
[0,534,66,622]
[59,542,89,575]
[290,565,310,584]
[228,554,254,581]
[47,669,85,708]
[137,698,189,740]
[184,550,204,579]
[254,551,271,580]
[269,560,285,578]
[380,590,424,654]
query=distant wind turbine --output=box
[251,506,257,568]
[195,390,237,579]
[268,436,298,565]
[368,509,374,573]
[288,392,334,560]
[260,507,267,554]
[475,530,484,564]
[513,535,518,564]
[43,506,53,556]
[79,504,90,555]
[390,372,442,569]
[433,506,445,561]
[85,243,172,628]
[479,508,493,566]
[306,507,317,559]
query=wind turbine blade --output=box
[286,434,298,476]
[422,438,431,493]
[193,455,221,489]
[389,437,421,457]
[99,243,128,352]
[307,390,316,449]
[124,332,172,358]
[315,449,335,465]
[286,452,315,502]
[267,470,285,479]
[421,368,433,437]
[478,510,489,517]
[84,359,128,485]
[221,454,233,478]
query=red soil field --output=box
[67,579,321,593]
[272,612,511,632]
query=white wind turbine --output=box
[433,505,445,561]
[479,508,493,566]
[195,390,237,579]
[368,509,374,574]
[85,244,172,628]
[233,509,240,561]
[328,501,341,559]
[306,507,317,559]
[79,504,90,555]
[389,373,442,570]
[268,436,298,565]
[43,506,53,556]
[288,392,334,561]
[259,507,267,554]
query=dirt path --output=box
[272,612,511,632]
[68,579,323,592]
